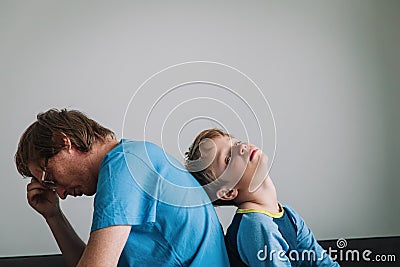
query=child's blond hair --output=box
[185,128,234,206]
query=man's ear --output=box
[53,132,72,151]
[216,188,238,201]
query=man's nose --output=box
[56,186,68,199]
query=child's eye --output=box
[225,155,231,165]
[235,141,241,146]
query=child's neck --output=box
[236,176,280,213]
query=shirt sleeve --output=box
[237,213,292,267]
[285,205,340,266]
[91,151,157,232]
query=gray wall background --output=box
[1,0,399,257]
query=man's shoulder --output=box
[118,139,160,154]
[101,140,162,166]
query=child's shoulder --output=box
[228,211,286,246]
[232,210,280,233]
[279,202,297,214]
[280,202,306,226]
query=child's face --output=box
[209,135,269,192]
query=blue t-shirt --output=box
[225,203,340,267]
[91,139,229,266]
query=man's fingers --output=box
[27,179,45,192]
[27,188,45,199]
[27,184,45,192]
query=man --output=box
[15,108,229,267]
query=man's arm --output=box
[77,225,131,267]
[46,212,86,267]
[27,179,130,266]
[27,178,86,267]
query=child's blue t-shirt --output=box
[225,203,340,266]
[91,139,229,266]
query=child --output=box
[185,128,340,267]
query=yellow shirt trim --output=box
[236,203,284,219]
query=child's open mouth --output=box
[250,149,258,161]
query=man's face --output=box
[208,135,269,192]
[28,147,97,199]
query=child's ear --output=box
[216,188,238,201]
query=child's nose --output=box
[239,143,249,155]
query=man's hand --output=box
[27,177,87,267]
[26,178,61,219]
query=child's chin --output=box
[248,164,269,192]
[258,153,269,169]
